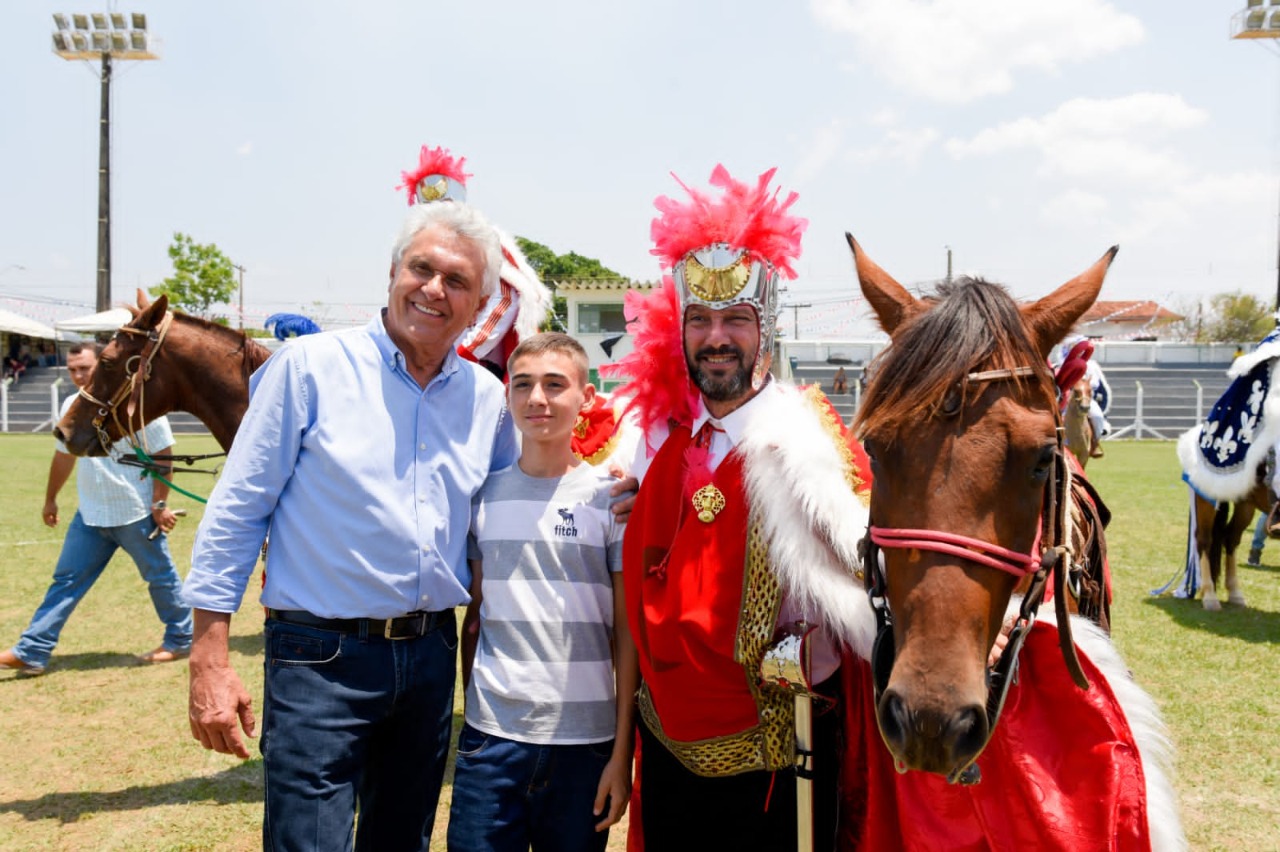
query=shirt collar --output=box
[690,375,777,448]
[370,309,461,383]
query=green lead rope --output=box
[131,446,210,504]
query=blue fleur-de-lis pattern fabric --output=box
[1177,325,1280,503]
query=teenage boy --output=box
[448,332,638,852]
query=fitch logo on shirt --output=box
[554,507,578,538]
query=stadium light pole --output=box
[1230,2,1280,314]
[51,12,158,312]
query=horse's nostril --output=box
[946,704,989,767]
[877,689,912,753]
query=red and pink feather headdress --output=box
[396,145,473,206]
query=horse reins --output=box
[860,363,1090,786]
[77,311,175,456]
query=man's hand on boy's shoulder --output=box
[608,467,639,524]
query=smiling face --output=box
[507,349,595,447]
[385,222,488,379]
[683,303,760,415]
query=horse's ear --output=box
[1022,246,1118,358]
[847,233,920,335]
[135,293,168,330]
[135,288,152,311]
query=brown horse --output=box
[849,235,1118,778]
[1191,466,1269,610]
[54,291,271,455]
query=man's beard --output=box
[688,345,753,401]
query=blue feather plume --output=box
[264,313,323,340]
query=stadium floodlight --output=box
[49,12,161,312]
[1230,3,1280,312]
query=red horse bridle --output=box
[859,364,1089,785]
[76,311,174,455]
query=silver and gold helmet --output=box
[672,241,781,390]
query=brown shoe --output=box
[0,648,45,676]
[139,646,190,664]
[1090,446,1104,458]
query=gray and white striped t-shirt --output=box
[466,462,624,745]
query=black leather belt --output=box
[267,608,454,640]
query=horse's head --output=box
[847,234,1115,779]
[55,292,172,456]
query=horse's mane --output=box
[855,277,1056,442]
[163,311,274,379]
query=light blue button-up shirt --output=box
[183,313,517,618]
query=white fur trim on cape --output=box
[738,383,878,660]
[1176,357,1280,503]
[1009,601,1186,851]
[496,226,553,341]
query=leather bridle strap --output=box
[869,526,1042,578]
[78,311,174,454]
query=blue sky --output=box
[1,1,1277,337]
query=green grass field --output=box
[1,434,1277,850]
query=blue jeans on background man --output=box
[1250,513,1268,565]
[447,724,613,852]
[261,613,457,852]
[12,511,192,668]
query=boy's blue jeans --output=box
[447,723,614,852]
[13,511,192,668]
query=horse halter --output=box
[859,364,1090,786]
[77,311,174,455]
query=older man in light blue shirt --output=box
[184,201,516,852]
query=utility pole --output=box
[233,263,246,330]
[788,302,811,341]
[52,12,158,311]
[944,245,953,284]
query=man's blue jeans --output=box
[12,511,192,668]
[261,613,457,852]
[447,723,613,852]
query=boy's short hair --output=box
[67,342,102,358]
[507,332,591,386]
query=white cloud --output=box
[811,0,1144,104]
[236,142,253,156]
[848,125,940,165]
[945,93,1208,185]
[793,120,848,185]
[1042,189,1110,224]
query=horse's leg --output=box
[1195,497,1222,610]
[1224,502,1252,607]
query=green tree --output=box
[514,237,626,331]
[1171,292,1275,343]
[150,233,237,321]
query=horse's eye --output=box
[99,358,115,369]
[940,387,962,417]
[1032,444,1055,479]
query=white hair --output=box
[391,202,502,298]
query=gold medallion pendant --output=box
[692,483,726,523]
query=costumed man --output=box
[602,166,877,851]
[398,143,632,466]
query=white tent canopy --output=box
[55,307,133,334]
[0,308,57,339]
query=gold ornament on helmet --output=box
[683,253,753,303]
